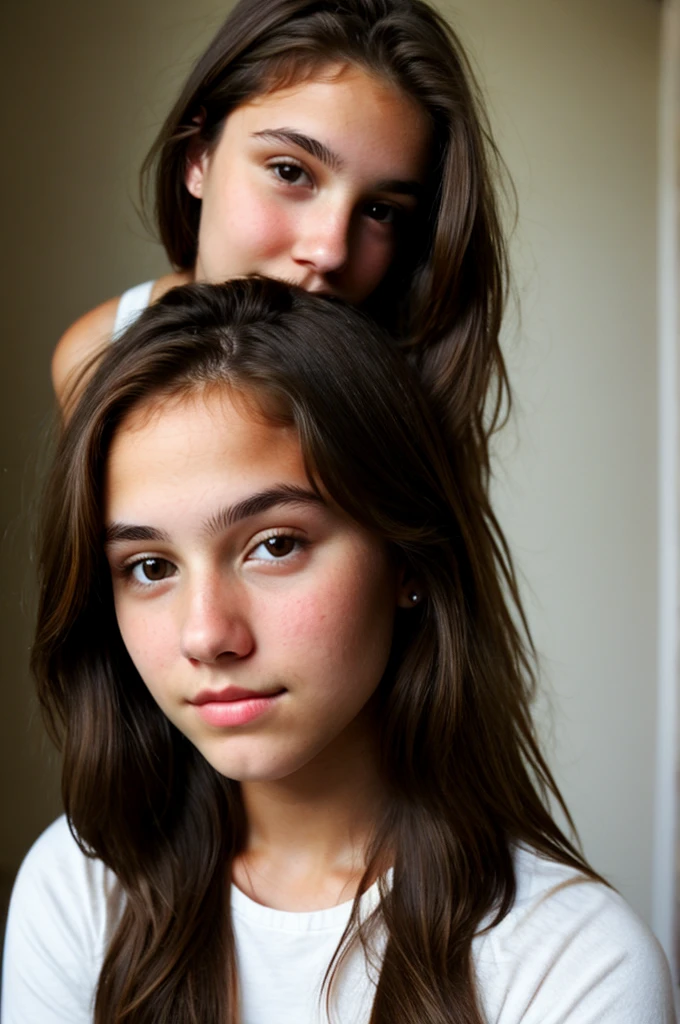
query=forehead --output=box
[221,63,432,181]
[105,388,305,518]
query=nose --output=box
[179,573,254,664]
[291,200,351,277]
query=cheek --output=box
[114,600,176,686]
[204,175,294,258]
[243,197,294,254]
[280,556,396,673]
[349,233,397,300]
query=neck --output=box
[233,723,388,911]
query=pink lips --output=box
[190,686,285,727]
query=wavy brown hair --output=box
[142,0,512,461]
[34,279,596,1023]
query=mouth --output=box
[191,685,286,706]
[189,686,286,728]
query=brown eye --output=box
[263,536,296,558]
[249,534,304,562]
[275,163,302,182]
[131,558,175,584]
[270,162,311,187]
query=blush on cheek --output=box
[228,179,294,255]
[271,593,327,653]
[289,569,394,657]
[247,201,294,254]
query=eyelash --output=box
[114,531,309,590]
[246,529,308,562]
[116,556,177,589]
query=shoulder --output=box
[151,270,192,301]
[1,816,124,1023]
[52,295,120,407]
[8,814,121,923]
[474,847,676,1023]
[51,273,191,408]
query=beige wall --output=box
[447,0,661,925]
[0,0,663,934]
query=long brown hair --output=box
[142,0,512,459]
[34,279,595,1023]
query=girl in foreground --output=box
[53,0,509,464]
[3,280,673,1022]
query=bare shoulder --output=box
[52,296,120,408]
[52,273,192,409]
[151,270,192,301]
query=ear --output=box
[185,142,209,200]
[395,562,424,609]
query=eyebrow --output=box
[252,128,344,172]
[104,485,326,546]
[252,128,423,199]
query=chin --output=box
[201,747,312,784]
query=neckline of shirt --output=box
[230,874,387,933]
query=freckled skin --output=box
[105,390,401,784]
[185,65,432,302]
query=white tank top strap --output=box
[111,280,155,340]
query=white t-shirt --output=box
[1,816,675,1023]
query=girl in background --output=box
[53,0,510,467]
[3,279,673,1023]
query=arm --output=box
[51,298,119,410]
[52,274,191,410]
